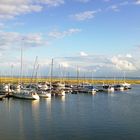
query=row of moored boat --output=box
[0,82,131,100]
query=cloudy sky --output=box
[0,0,140,77]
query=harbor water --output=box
[0,85,140,140]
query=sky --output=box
[0,0,140,77]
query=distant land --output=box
[1,77,140,84]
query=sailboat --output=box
[13,87,40,100]
[114,84,124,91]
[51,59,65,96]
[36,81,52,98]
[121,72,131,90]
[12,46,39,100]
[36,60,52,98]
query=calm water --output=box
[0,85,140,140]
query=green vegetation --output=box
[0,77,140,84]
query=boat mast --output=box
[67,72,70,84]
[30,56,38,84]
[123,71,126,83]
[113,76,116,85]
[35,64,39,84]
[91,71,93,85]
[50,58,54,92]
[58,64,62,83]
[20,46,23,84]
[76,66,79,87]
[11,64,14,84]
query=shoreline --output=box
[0,77,140,84]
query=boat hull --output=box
[13,89,40,100]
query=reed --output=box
[0,77,140,84]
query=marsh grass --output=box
[0,77,139,84]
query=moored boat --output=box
[114,84,124,91]
[0,94,6,100]
[122,82,131,90]
[37,90,51,98]
[52,89,66,96]
[97,85,114,92]
[13,88,39,100]
[91,88,97,95]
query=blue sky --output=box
[0,0,140,77]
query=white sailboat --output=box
[92,89,97,95]
[12,46,39,100]
[114,84,124,91]
[50,59,66,96]
[13,87,39,100]
[36,82,51,98]
[37,90,51,98]
[99,84,114,92]
[35,61,51,98]
[121,71,131,90]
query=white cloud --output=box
[0,53,139,77]
[39,0,64,6]
[80,51,88,57]
[48,28,81,39]
[106,1,130,12]
[0,31,20,50]
[0,0,64,20]
[135,0,140,4]
[0,0,42,19]
[71,10,101,21]
[126,54,132,58]
[59,62,69,68]
[107,5,120,12]
[23,33,48,47]
[0,31,48,50]
[111,56,136,71]
[53,53,140,77]
[56,54,112,73]
[0,0,27,5]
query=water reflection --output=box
[45,98,52,121]
[109,92,116,97]
[32,99,40,109]
[3,98,13,113]
[31,99,40,125]
[1,86,140,140]
[60,96,66,114]
[19,106,25,140]
[61,96,65,102]
[31,99,40,132]
[45,97,52,108]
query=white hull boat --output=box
[13,89,39,100]
[37,90,51,98]
[52,90,66,96]
[114,84,124,91]
[101,85,115,92]
[122,83,131,90]
[92,89,97,95]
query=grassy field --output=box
[0,77,140,84]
